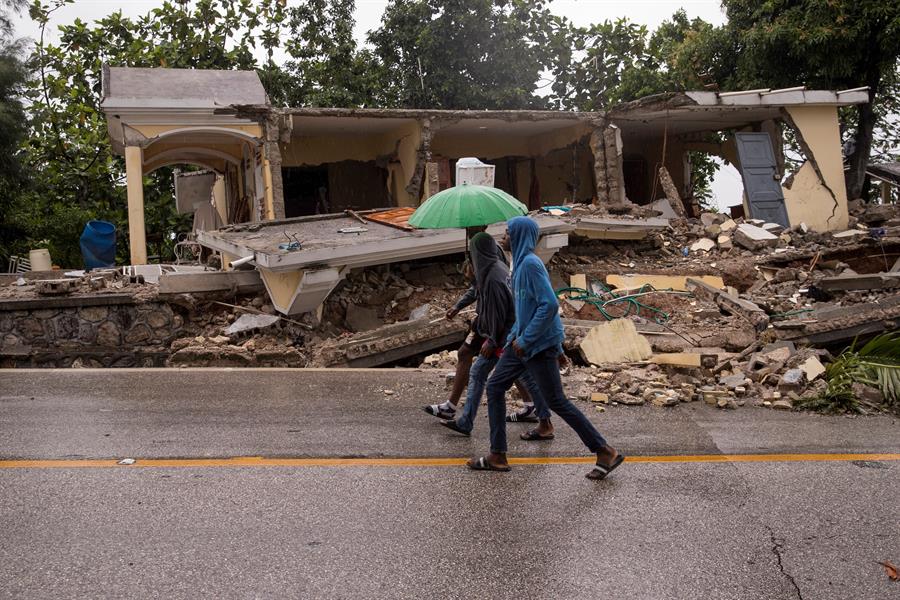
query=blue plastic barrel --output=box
[79,220,117,270]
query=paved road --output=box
[1,369,899,599]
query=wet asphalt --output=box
[1,368,899,599]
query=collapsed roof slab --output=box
[197,213,572,315]
[608,88,869,140]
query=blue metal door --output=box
[735,132,790,227]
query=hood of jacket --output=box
[507,216,539,271]
[470,232,508,291]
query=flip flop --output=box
[506,410,539,423]
[423,404,456,420]
[586,453,625,480]
[467,456,511,472]
[520,429,555,441]
[440,420,471,437]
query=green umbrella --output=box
[408,184,527,229]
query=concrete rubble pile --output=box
[416,200,900,414]
[3,200,899,415]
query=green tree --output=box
[0,0,28,262]
[19,0,286,266]
[279,0,379,107]
[546,11,717,205]
[368,0,552,109]
[674,0,900,201]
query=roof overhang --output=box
[609,87,870,139]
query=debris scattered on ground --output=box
[4,200,900,415]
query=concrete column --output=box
[125,145,147,265]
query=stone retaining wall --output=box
[0,299,183,368]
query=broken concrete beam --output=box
[734,223,779,251]
[158,270,263,295]
[817,272,900,292]
[773,295,900,345]
[657,166,686,217]
[574,217,669,241]
[648,353,718,368]
[606,274,724,293]
[685,277,770,332]
[832,229,869,239]
[315,310,469,368]
[579,319,652,365]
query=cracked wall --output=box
[782,106,849,231]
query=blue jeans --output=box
[456,354,550,434]
[485,346,607,454]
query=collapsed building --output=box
[98,67,867,317]
[5,67,898,413]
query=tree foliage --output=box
[673,0,900,200]
[0,0,28,260]
[13,0,286,265]
[368,0,553,109]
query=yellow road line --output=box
[1,453,899,469]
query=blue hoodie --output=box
[506,216,565,359]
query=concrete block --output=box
[690,238,716,253]
[799,356,826,381]
[579,319,652,365]
[734,223,779,251]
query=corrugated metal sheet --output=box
[365,207,417,231]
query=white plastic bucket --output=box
[29,249,52,271]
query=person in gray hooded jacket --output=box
[439,232,550,437]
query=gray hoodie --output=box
[468,232,515,349]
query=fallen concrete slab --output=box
[314,310,469,368]
[734,223,779,251]
[573,217,669,240]
[686,278,770,332]
[607,274,725,293]
[817,272,900,292]
[198,212,571,316]
[774,296,900,346]
[158,270,264,295]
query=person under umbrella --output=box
[437,232,551,439]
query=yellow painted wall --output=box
[259,269,303,311]
[143,140,245,158]
[529,123,593,156]
[282,134,394,166]
[534,146,594,204]
[281,121,423,207]
[212,176,227,224]
[783,161,849,231]
[131,123,262,140]
[431,134,531,160]
[784,106,849,231]
[618,136,688,204]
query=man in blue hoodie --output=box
[467,216,625,480]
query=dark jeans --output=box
[485,346,607,454]
[456,354,550,434]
